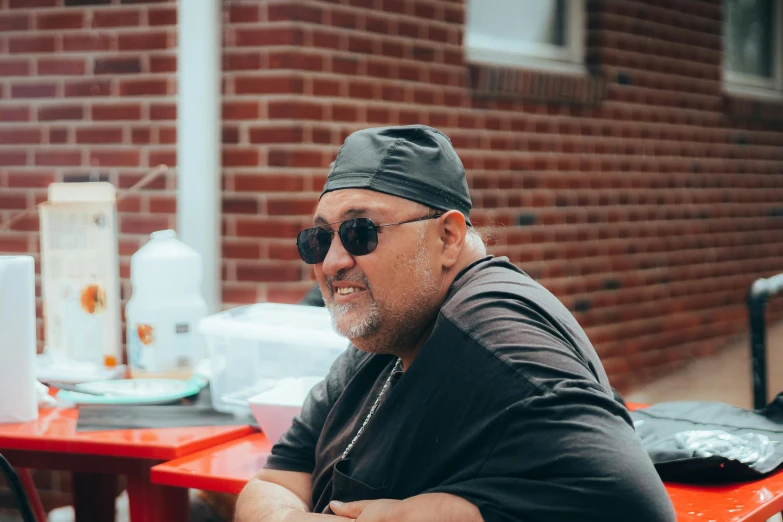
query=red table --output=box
[151,432,271,495]
[151,410,783,522]
[668,479,783,522]
[0,407,255,522]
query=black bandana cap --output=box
[320,125,472,226]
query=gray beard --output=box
[327,298,381,339]
[324,232,439,355]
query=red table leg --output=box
[126,471,189,522]
[17,468,47,522]
[73,472,118,522]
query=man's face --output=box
[312,189,443,354]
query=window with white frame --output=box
[723,0,783,98]
[464,0,585,75]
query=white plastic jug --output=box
[126,230,208,380]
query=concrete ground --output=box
[626,320,783,409]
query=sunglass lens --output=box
[340,218,378,256]
[297,227,331,264]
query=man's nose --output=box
[321,232,356,277]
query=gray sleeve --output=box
[426,382,676,522]
[264,345,362,473]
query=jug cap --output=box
[150,229,176,240]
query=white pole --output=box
[177,0,221,313]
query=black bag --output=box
[631,394,783,483]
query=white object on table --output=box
[0,256,38,423]
[36,352,126,385]
[248,377,324,444]
[200,303,349,416]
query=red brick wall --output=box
[220,0,783,391]
[0,0,175,503]
[0,0,177,354]
[0,0,781,387]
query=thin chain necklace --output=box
[341,358,402,460]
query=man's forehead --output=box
[314,190,399,223]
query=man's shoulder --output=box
[329,343,374,383]
[437,256,611,393]
[441,255,568,334]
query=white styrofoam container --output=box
[248,376,323,444]
[199,303,348,416]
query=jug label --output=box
[127,320,196,374]
[128,322,155,371]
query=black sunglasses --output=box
[296,213,443,264]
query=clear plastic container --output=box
[126,230,208,380]
[199,303,349,416]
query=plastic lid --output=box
[151,229,177,240]
[199,303,348,351]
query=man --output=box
[235,125,675,522]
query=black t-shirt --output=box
[265,256,675,522]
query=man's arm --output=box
[234,468,352,522]
[329,493,483,522]
[237,348,366,521]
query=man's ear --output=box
[438,210,466,269]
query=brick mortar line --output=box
[600,11,719,49]
[2,143,779,159]
[0,4,173,11]
[602,63,721,85]
[554,288,770,315]
[600,25,720,58]
[223,47,468,72]
[227,21,463,49]
[508,202,783,216]
[500,232,783,254]
[241,94,732,124]
[602,66,718,91]
[218,165,783,175]
[589,314,754,349]
[545,267,779,287]
[217,137,783,156]
[606,0,721,27]
[477,187,783,196]
[590,300,771,332]
[552,298,760,323]
[223,69,466,87]
[242,134,783,154]
[593,99,728,118]
[3,27,176,36]
[600,85,722,104]
[601,48,717,75]
[3,73,174,81]
[532,258,783,291]
[229,116,783,143]
[3,49,177,57]
[0,90,175,97]
[459,210,783,222]
[291,0,462,31]
[228,95,728,123]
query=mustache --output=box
[325,270,372,297]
